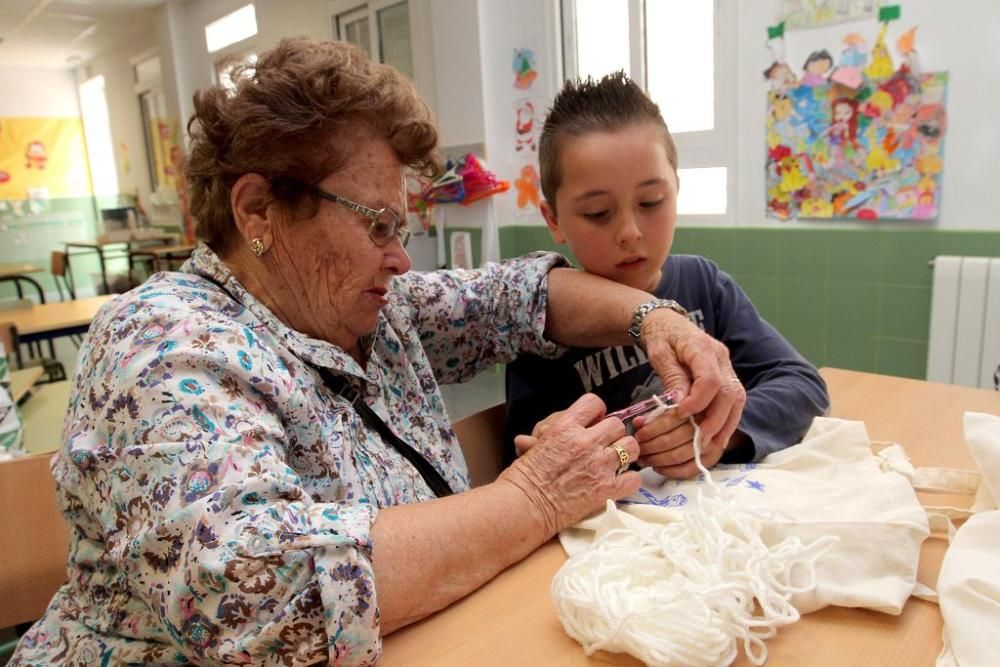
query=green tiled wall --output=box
[0,194,165,300]
[499,225,1000,380]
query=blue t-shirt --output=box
[504,254,830,465]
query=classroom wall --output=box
[0,68,79,117]
[75,29,158,207]
[0,66,99,298]
[736,0,1000,231]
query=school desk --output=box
[0,263,43,280]
[1,294,116,345]
[380,368,999,666]
[64,233,177,297]
[128,243,196,274]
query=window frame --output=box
[330,0,413,75]
[560,0,736,222]
[328,0,437,115]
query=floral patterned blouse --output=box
[11,245,564,666]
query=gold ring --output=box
[610,443,630,473]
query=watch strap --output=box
[627,299,688,346]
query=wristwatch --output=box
[627,299,688,346]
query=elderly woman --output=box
[11,38,743,665]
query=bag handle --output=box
[316,366,454,498]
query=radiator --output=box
[927,256,1000,389]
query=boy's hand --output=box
[632,411,726,479]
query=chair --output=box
[50,251,76,302]
[453,402,505,487]
[0,322,66,384]
[0,453,70,630]
[0,274,58,361]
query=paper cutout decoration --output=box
[802,50,834,86]
[830,33,867,89]
[515,163,541,214]
[512,48,538,90]
[764,61,798,92]
[782,0,881,30]
[765,26,948,221]
[419,154,510,208]
[865,24,894,80]
[513,99,541,153]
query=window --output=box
[78,75,118,197]
[562,0,733,217]
[332,1,413,79]
[205,4,258,54]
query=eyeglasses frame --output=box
[307,184,411,247]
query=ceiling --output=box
[0,0,165,70]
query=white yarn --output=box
[551,417,839,667]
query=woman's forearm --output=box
[543,267,648,348]
[371,479,550,634]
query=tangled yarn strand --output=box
[551,419,838,666]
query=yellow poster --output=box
[0,117,92,200]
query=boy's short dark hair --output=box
[539,71,678,211]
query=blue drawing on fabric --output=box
[725,474,747,488]
[746,479,766,492]
[622,488,689,508]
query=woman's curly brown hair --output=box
[186,36,441,252]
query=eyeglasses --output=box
[308,185,410,247]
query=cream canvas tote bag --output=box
[559,417,931,615]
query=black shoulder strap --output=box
[315,367,454,498]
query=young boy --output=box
[504,72,829,479]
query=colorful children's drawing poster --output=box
[0,117,92,200]
[783,0,880,30]
[765,26,948,221]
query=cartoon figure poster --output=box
[0,117,91,200]
[765,26,948,221]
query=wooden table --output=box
[381,368,999,666]
[129,243,196,273]
[0,263,43,280]
[1,294,116,344]
[64,233,176,296]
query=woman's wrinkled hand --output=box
[638,309,746,451]
[499,394,641,536]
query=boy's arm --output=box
[712,271,830,462]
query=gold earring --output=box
[249,238,265,257]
